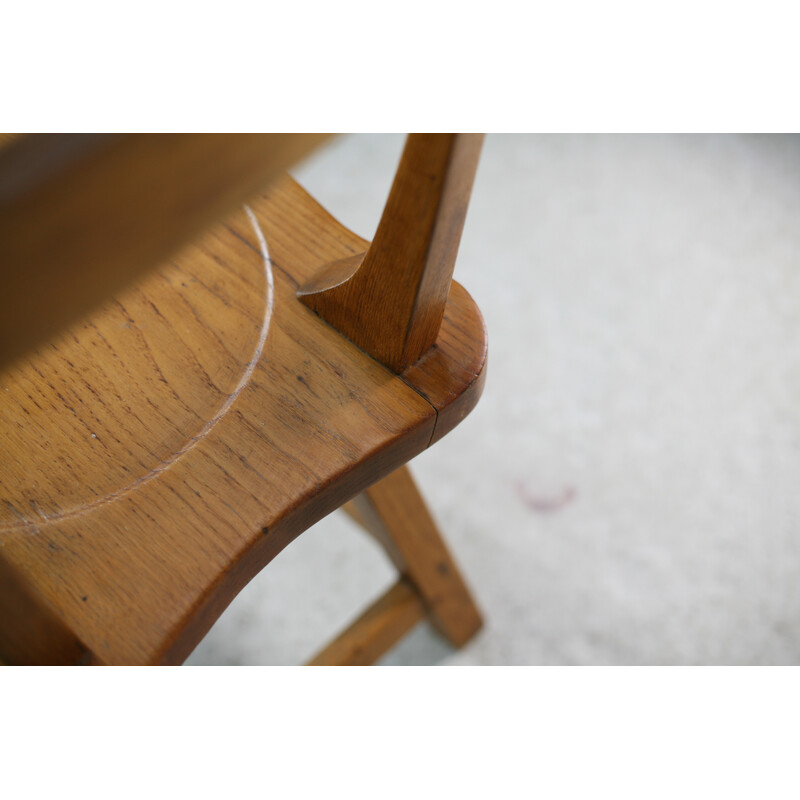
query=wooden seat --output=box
[0,134,487,665]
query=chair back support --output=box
[299,133,484,372]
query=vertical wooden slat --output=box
[298,133,484,372]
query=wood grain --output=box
[0,133,331,367]
[307,578,425,666]
[298,134,484,372]
[0,176,487,665]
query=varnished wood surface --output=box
[0,133,331,367]
[0,177,487,664]
[307,578,425,666]
[298,134,484,372]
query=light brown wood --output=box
[307,578,426,666]
[298,133,484,372]
[0,175,487,665]
[0,133,331,367]
[343,465,482,648]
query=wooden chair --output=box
[0,133,487,665]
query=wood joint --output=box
[298,133,484,373]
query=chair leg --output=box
[342,465,482,648]
[308,578,426,666]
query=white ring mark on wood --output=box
[3,205,274,532]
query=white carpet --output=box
[187,134,800,665]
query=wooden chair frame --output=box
[0,133,487,665]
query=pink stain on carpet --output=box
[514,482,576,514]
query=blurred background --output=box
[188,133,800,665]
